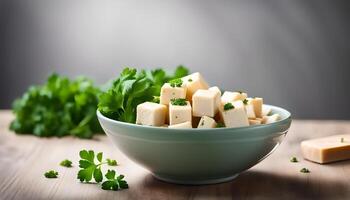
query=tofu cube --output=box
[248,97,263,118]
[249,119,262,125]
[245,103,256,119]
[262,114,280,124]
[181,72,209,101]
[197,116,217,128]
[262,105,272,116]
[169,101,192,125]
[168,121,192,129]
[221,91,248,104]
[209,86,221,96]
[220,101,249,128]
[160,83,186,105]
[192,89,221,117]
[136,102,167,126]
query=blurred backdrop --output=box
[0,0,349,119]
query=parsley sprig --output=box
[44,170,58,178]
[107,158,118,166]
[171,98,187,106]
[77,150,105,183]
[169,78,183,87]
[102,170,128,190]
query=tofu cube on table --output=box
[192,89,221,117]
[136,102,167,126]
[221,91,248,104]
[220,101,249,128]
[169,101,192,125]
[168,121,192,129]
[160,83,186,105]
[197,116,217,128]
[209,86,221,96]
[181,72,209,101]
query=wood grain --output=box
[0,110,350,200]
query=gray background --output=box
[0,0,349,119]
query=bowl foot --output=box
[152,173,239,185]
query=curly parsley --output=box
[169,78,183,87]
[171,98,187,106]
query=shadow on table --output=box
[136,166,350,200]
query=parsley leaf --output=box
[44,170,58,178]
[170,98,187,106]
[60,159,73,167]
[106,158,118,166]
[290,157,298,163]
[77,150,104,183]
[101,170,128,191]
[224,103,234,111]
[216,122,225,128]
[242,99,248,105]
[169,78,183,87]
[10,74,102,139]
[98,66,189,123]
[300,168,310,173]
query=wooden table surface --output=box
[1,110,350,200]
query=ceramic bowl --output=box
[97,105,291,185]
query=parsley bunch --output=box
[10,74,102,138]
[98,66,189,123]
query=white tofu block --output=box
[136,102,167,126]
[169,101,192,125]
[160,83,187,105]
[209,86,221,96]
[221,91,248,104]
[220,101,249,128]
[301,134,350,164]
[245,103,256,119]
[262,114,280,124]
[248,97,263,118]
[181,72,209,101]
[197,116,217,129]
[249,119,262,125]
[168,121,192,129]
[192,89,220,117]
[262,105,272,116]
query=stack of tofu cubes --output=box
[136,72,280,128]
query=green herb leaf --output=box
[60,159,73,167]
[101,170,128,191]
[10,74,102,139]
[98,66,189,123]
[341,137,344,143]
[170,98,187,106]
[169,78,183,87]
[300,168,310,173]
[242,99,248,105]
[77,150,104,183]
[224,103,234,111]
[44,170,58,178]
[216,122,225,128]
[106,158,118,166]
[290,157,298,163]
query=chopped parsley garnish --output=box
[44,170,58,178]
[290,157,298,163]
[223,103,234,111]
[106,158,118,166]
[200,121,205,126]
[60,159,73,167]
[237,90,244,94]
[152,96,160,104]
[102,170,128,191]
[216,122,225,128]
[171,98,187,106]
[300,168,310,173]
[243,99,248,105]
[169,78,183,87]
[341,137,344,143]
[188,78,193,82]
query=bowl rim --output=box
[97,104,291,132]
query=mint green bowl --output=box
[97,105,291,185]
